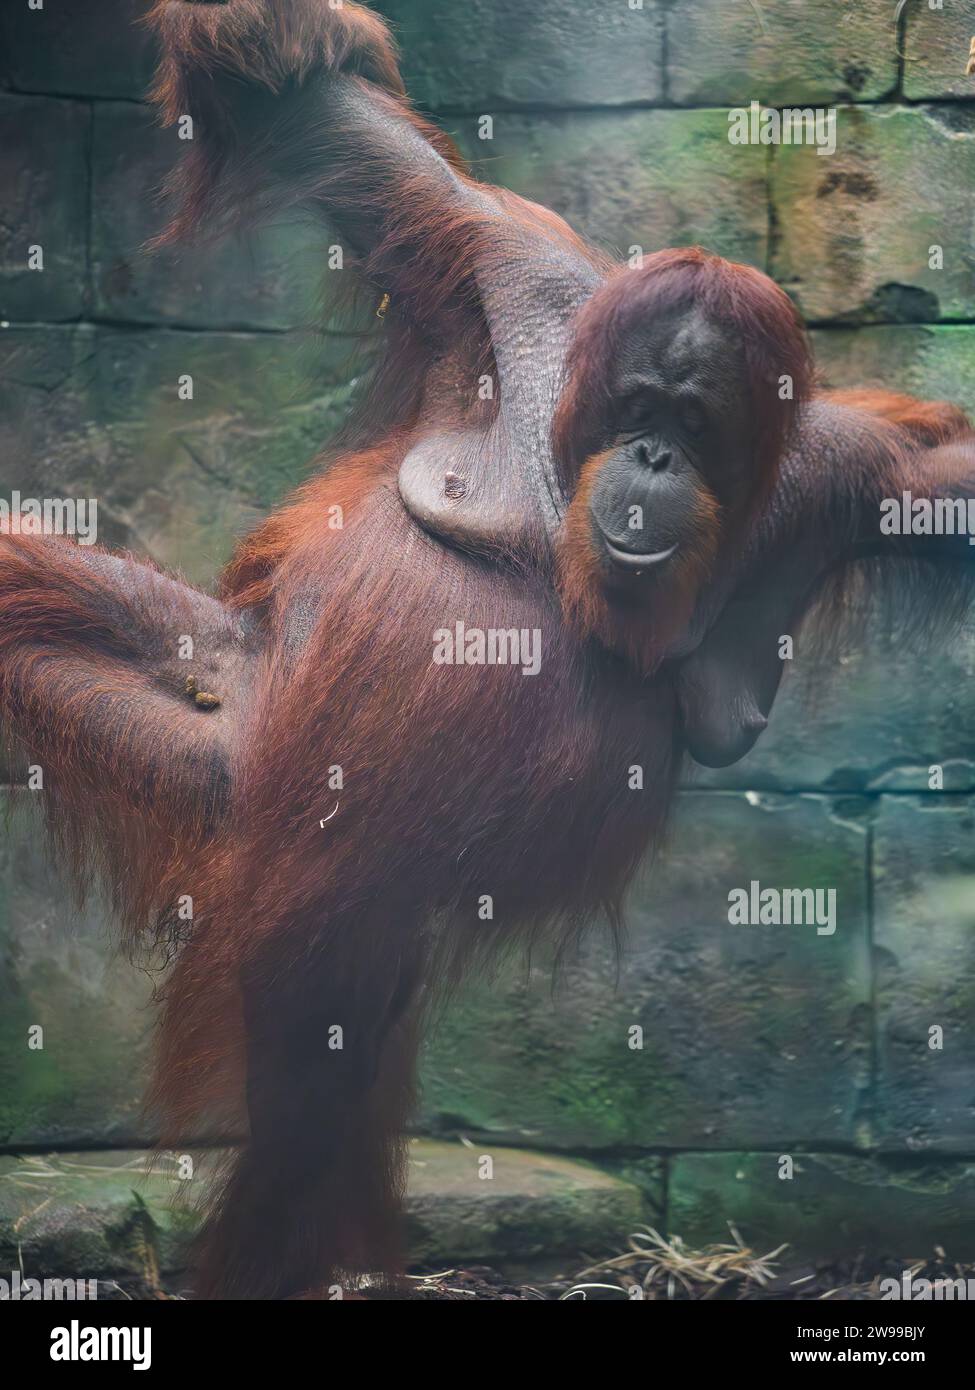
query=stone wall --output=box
[2,0,975,1263]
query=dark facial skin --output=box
[587,307,752,584]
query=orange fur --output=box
[1,1,972,1302]
[824,388,973,448]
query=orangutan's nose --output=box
[636,441,672,473]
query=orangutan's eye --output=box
[680,399,706,436]
[617,390,655,436]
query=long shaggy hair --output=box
[0,0,971,1300]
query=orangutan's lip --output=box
[603,540,679,573]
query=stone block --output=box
[670,1150,975,1260]
[422,792,871,1151]
[668,0,898,106]
[874,795,975,1154]
[456,108,768,266]
[773,106,975,323]
[0,94,89,321]
[379,0,664,110]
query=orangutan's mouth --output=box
[603,539,679,574]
